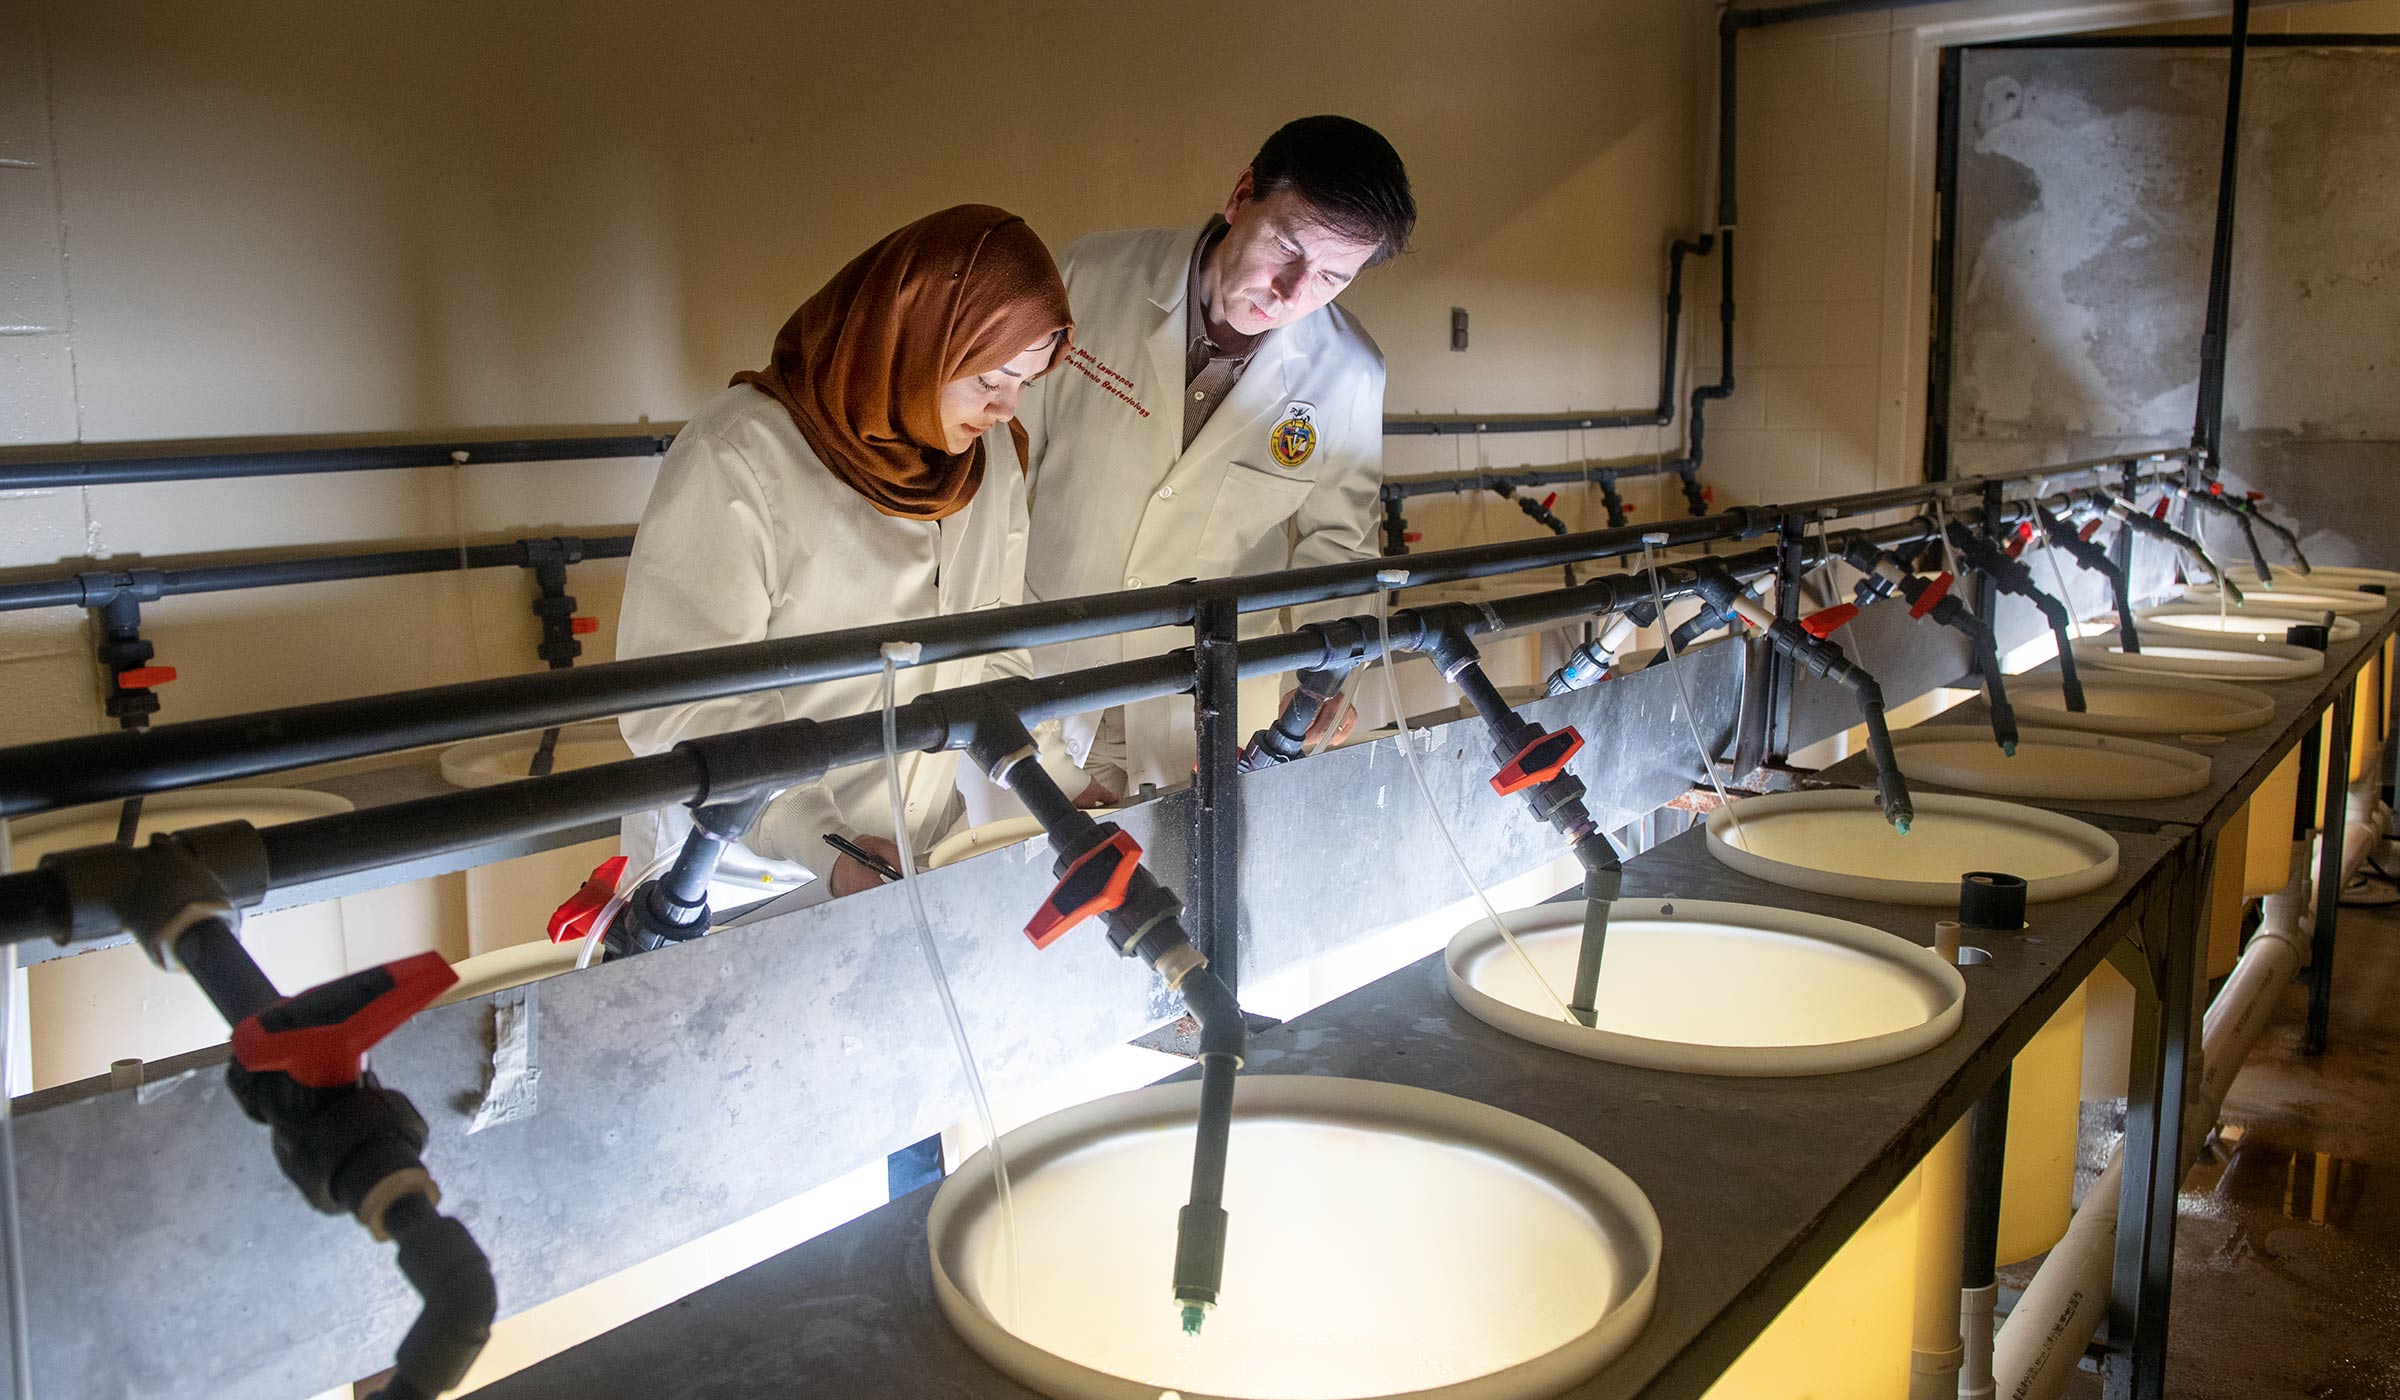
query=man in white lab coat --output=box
[1019,115,1415,796]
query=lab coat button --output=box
[1156,486,1174,500]
[1127,576,1143,588]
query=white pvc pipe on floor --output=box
[1992,761,2388,1400]
[1913,921,1969,1400]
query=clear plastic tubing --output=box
[0,944,31,1399]
[1372,571,1573,1021]
[878,643,1020,1323]
[1638,535,1748,851]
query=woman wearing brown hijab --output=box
[617,205,1072,906]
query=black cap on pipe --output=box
[1958,871,2028,932]
[2284,623,2330,652]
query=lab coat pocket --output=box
[1196,461,1316,578]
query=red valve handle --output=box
[1622,501,1639,515]
[2245,491,2265,503]
[1491,727,1585,796]
[1402,531,1423,544]
[548,855,630,943]
[2151,497,2171,519]
[1539,492,1558,511]
[230,952,459,1089]
[570,616,599,636]
[117,666,177,689]
[1801,603,1859,639]
[2079,520,2104,542]
[1702,486,1716,503]
[2006,520,2035,558]
[1909,571,1955,619]
[1026,829,1142,950]
[2208,481,2225,496]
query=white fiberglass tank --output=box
[1446,899,1963,1076]
[2243,563,2400,588]
[2138,605,2361,646]
[2180,583,2388,618]
[438,721,634,786]
[2070,634,2324,682]
[1705,791,2120,906]
[1888,726,2210,802]
[2005,673,2272,735]
[1443,901,1946,1399]
[928,1076,1660,1400]
[1701,794,2104,1269]
[441,722,632,957]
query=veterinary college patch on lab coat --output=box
[1270,402,1318,469]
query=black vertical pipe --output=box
[1926,47,1964,482]
[2304,683,2354,1055]
[1961,1071,2012,1287]
[2192,0,2252,465]
[1381,493,1410,557]
[1765,514,1806,764]
[1973,481,2004,673]
[1957,870,2024,1361]
[1191,596,1242,997]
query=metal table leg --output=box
[2104,840,2209,1400]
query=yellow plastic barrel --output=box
[1705,1176,1923,1400]
[2247,749,2304,895]
[1995,984,2088,1265]
[2206,804,2252,980]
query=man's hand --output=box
[828,833,903,898]
[1073,778,1118,809]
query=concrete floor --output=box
[2056,893,2400,1399]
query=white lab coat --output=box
[615,383,1031,904]
[1017,225,1386,792]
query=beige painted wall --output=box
[0,0,1713,746]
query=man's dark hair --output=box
[1249,115,1416,267]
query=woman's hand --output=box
[828,833,903,898]
[1300,696,1358,751]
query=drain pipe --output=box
[1993,761,2387,1400]
[1844,535,2020,753]
[2109,496,2244,605]
[1417,608,1624,1026]
[2036,505,2141,654]
[1236,620,1369,773]
[1945,520,2087,712]
[960,692,1245,1336]
[1688,557,1916,830]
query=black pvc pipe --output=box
[0,434,675,491]
[0,547,1837,948]
[2192,0,2251,464]
[0,534,635,614]
[0,510,1784,819]
[366,1192,498,1400]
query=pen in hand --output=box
[823,832,904,884]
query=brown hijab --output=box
[733,204,1073,521]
